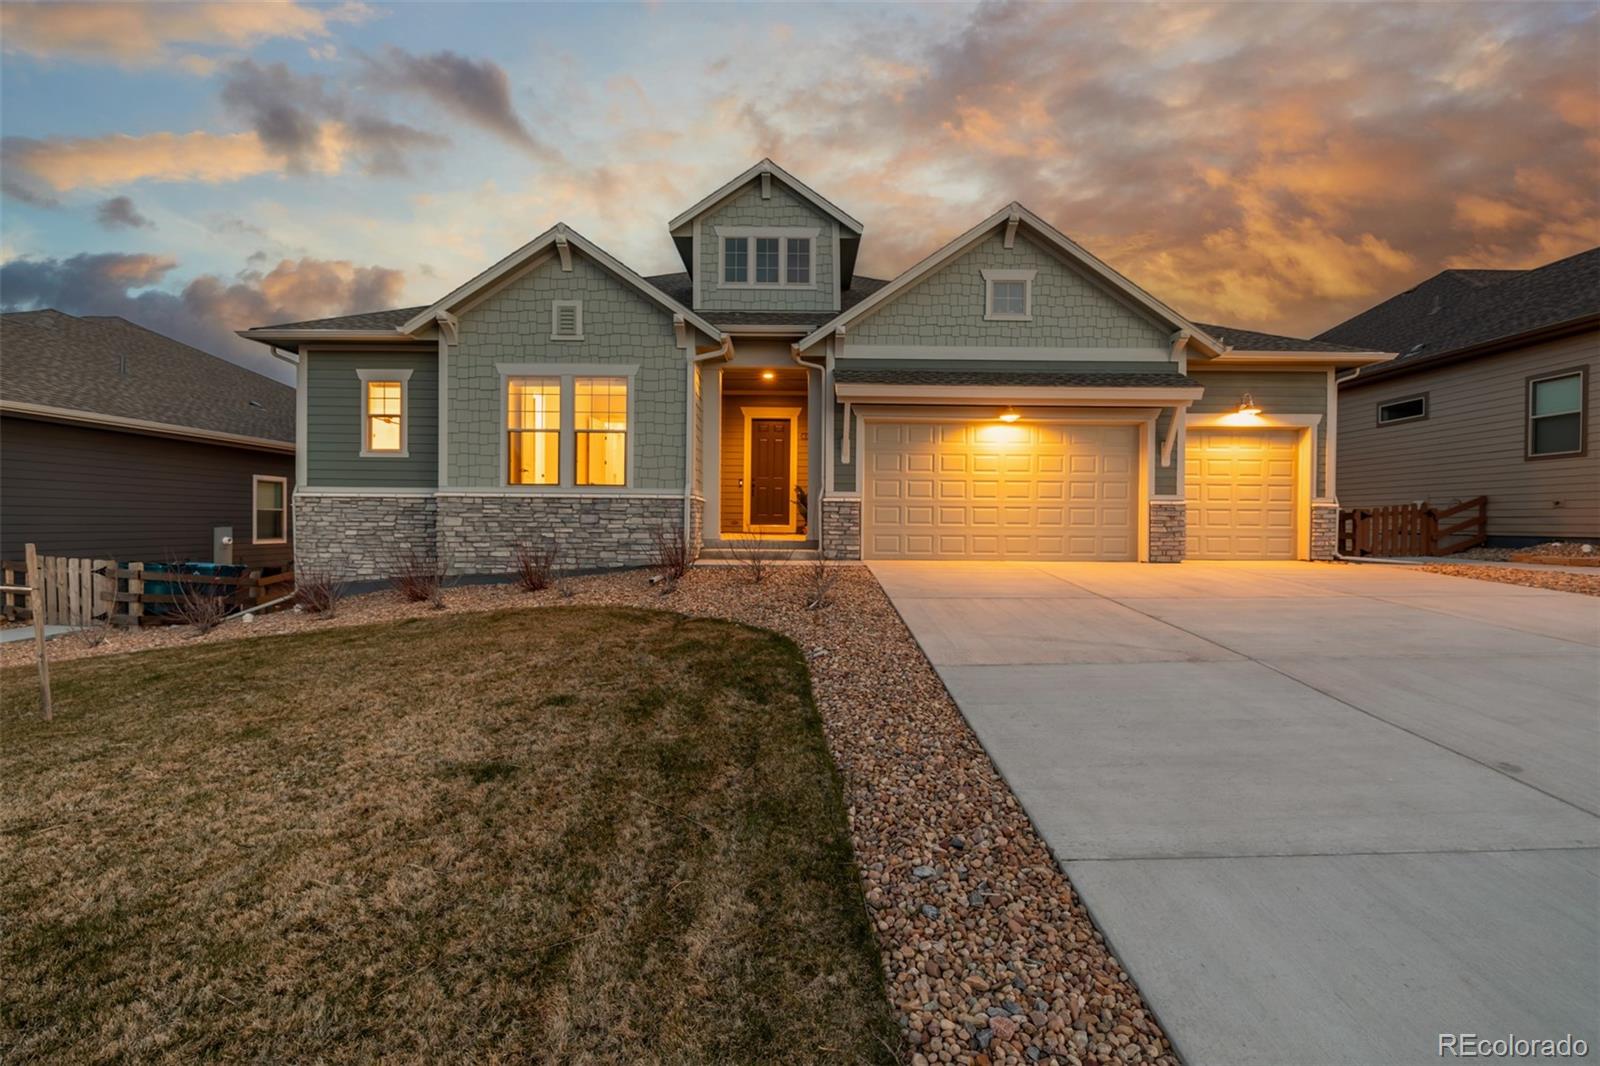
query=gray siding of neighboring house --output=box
[0,415,294,567]
[845,231,1170,349]
[1337,330,1599,539]
[448,251,687,490]
[696,179,837,313]
[1190,369,1330,498]
[305,348,438,488]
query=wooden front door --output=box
[749,418,792,528]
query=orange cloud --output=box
[5,128,345,192]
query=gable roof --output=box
[794,202,1225,355]
[1319,246,1600,383]
[642,272,890,328]
[667,159,864,234]
[1,309,294,447]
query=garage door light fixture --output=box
[998,406,1021,423]
[1237,393,1262,416]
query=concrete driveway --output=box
[871,560,1600,1066]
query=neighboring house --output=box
[239,160,1390,577]
[1,309,296,567]
[1323,248,1599,544]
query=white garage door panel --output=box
[865,421,1137,560]
[1185,429,1298,559]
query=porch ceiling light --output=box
[998,406,1021,423]
[1237,393,1262,416]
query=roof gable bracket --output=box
[1160,400,1192,466]
[435,311,459,345]
[555,231,573,272]
[1169,329,1190,361]
[760,170,772,199]
[1003,208,1020,250]
[674,314,689,350]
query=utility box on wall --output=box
[212,526,234,565]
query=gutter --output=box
[1,400,294,454]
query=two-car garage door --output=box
[864,422,1137,560]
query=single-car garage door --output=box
[1185,428,1298,559]
[864,421,1137,560]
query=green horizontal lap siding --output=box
[306,350,438,488]
[847,231,1169,348]
[1190,370,1328,496]
[449,252,685,490]
[698,180,836,313]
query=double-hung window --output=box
[575,377,628,486]
[357,369,411,456]
[786,237,811,283]
[252,475,287,544]
[1527,368,1586,458]
[507,377,561,484]
[724,237,749,283]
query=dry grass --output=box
[1,608,897,1064]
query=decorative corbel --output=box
[1160,403,1188,467]
[555,227,572,272]
[673,314,689,349]
[1003,207,1021,249]
[1169,329,1190,361]
[434,311,459,346]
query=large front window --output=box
[507,377,561,484]
[1528,369,1585,458]
[575,377,628,485]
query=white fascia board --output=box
[667,158,864,233]
[1,400,295,453]
[397,223,721,341]
[1206,351,1397,368]
[832,383,1205,406]
[238,328,410,346]
[796,202,1225,355]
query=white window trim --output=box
[495,363,638,490]
[1377,393,1428,425]
[551,299,584,341]
[356,368,413,458]
[716,226,819,289]
[1527,368,1586,458]
[251,474,288,545]
[983,269,1036,321]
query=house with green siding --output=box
[240,160,1393,577]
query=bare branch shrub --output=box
[294,568,347,617]
[171,574,229,634]
[391,548,450,609]
[651,524,691,585]
[513,539,559,592]
[804,555,839,610]
[728,537,791,584]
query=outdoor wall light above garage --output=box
[761,370,776,381]
[998,406,1022,423]
[1237,393,1262,416]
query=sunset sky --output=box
[2,1,1596,382]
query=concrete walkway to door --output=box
[871,560,1600,1066]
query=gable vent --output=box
[551,300,583,341]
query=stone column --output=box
[821,497,862,560]
[1148,500,1187,563]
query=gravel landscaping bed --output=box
[1416,563,1600,597]
[4,565,1176,1065]
[1452,541,1599,562]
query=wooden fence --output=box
[1339,496,1488,557]
[2,558,293,627]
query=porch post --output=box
[807,365,823,539]
[702,364,722,542]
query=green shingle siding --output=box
[1189,370,1330,496]
[447,252,686,490]
[305,350,438,488]
[697,180,836,313]
[848,231,1169,348]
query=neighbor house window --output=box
[357,369,412,457]
[755,237,780,283]
[551,300,583,340]
[1527,368,1586,458]
[252,475,287,544]
[1377,394,1428,425]
[717,228,817,287]
[983,269,1035,320]
[575,376,628,486]
[724,237,748,283]
[507,377,561,485]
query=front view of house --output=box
[241,162,1393,577]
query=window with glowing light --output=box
[575,377,628,486]
[507,377,561,484]
[363,379,405,454]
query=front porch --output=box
[701,359,820,545]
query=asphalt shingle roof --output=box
[1315,247,1600,367]
[255,306,426,331]
[1,309,295,443]
[1194,323,1380,354]
[833,367,1201,389]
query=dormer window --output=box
[983,269,1036,321]
[717,227,817,288]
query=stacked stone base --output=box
[294,491,693,580]
[821,496,862,560]
[1311,503,1340,561]
[1148,501,1186,563]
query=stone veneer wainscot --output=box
[822,497,862,560]
[1148,501,1186,563]
[293,493,438,580]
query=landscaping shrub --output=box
[513,539,559,592]
[170,575,230,634]
[728,537,790,584]
[390,548,449,608]
[650,524,691,583]
[804,555,838,610]
[294,568,347,617]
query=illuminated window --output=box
[575,376,628,486]
[1528,369,1586,458]
[358,370,411,456]
[507,377,561,484]
[253,475,287,544]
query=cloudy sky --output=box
[2,1,1596,382]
